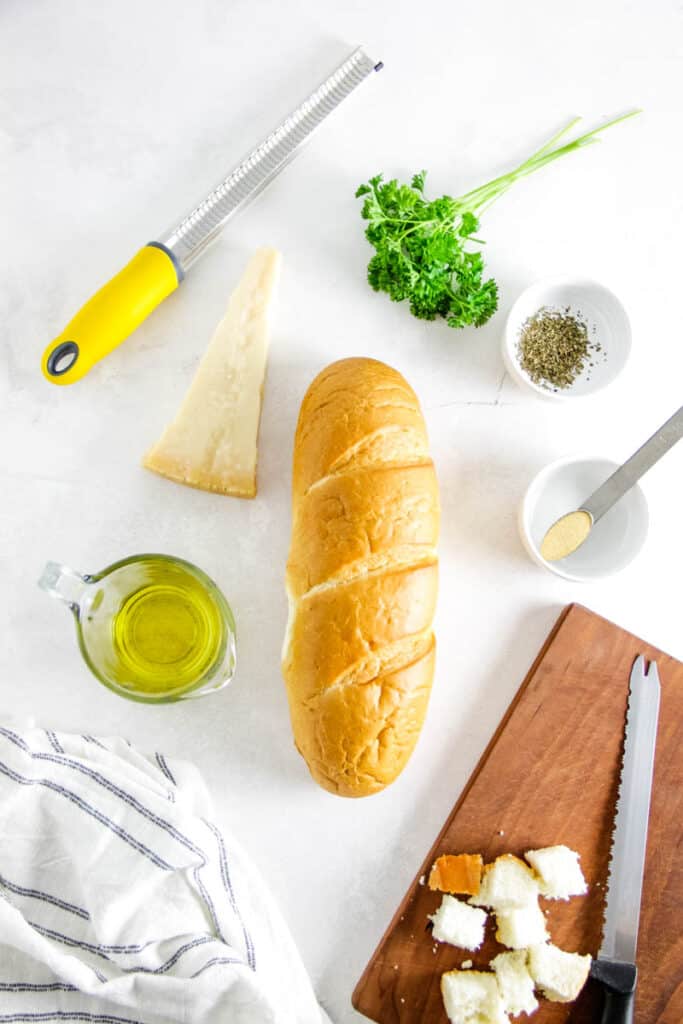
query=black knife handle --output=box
[599,987,635,1024]
[591,958,637,1024]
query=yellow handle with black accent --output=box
[41,244,182,386]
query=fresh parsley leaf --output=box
[355,111,640,331]
[410,170,427,192]
[355,171,498,329]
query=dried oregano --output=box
[517,306,604,391]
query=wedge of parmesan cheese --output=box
[144,247,281,497]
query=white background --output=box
[2,1,682,1020]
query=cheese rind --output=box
[144,247,281,497]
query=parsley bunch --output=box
[356,112,638,330]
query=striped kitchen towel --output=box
[0,726,328,1024]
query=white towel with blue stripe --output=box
[0,726,328,1024]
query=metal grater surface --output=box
[158,47,379,270]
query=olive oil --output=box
[40,554,236,702]
[48,553,237,702]
[111,571,226,696]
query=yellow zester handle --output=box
[42,244,181,385]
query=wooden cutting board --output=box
[353,604,683,1024]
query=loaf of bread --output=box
[282,357,439,797]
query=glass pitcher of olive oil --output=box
[39,554,236,703]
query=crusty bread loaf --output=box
[282,358,439,797]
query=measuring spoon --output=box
[541,404,683,561]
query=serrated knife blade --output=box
[591,654,661,1023]
[600,655,661,961]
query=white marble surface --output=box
[2,1,682,1019]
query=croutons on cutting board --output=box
[527,942,592,1002]
[429,853,483,896]
[491,950,539,1017]
[495,903,549,950]
[524,845,588,900]
[440,969,509,1024]
[469,854,540,909]
[429,895,487,951]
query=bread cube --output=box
[441,969,510,1024]
[429,853,484,896]
[524,845,588,900]
[430,895,487,951]
[470,855,540,909]
[527,942,592,1002]
[491,950,539,1016]
[495,902,548,949]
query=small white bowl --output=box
[519,455,648,581]
[503,277,632,400]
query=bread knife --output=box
[41,47,382,386]
[591,655,661,1024]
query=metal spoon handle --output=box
[583,405,683,524]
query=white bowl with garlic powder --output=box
[502,277,632,400]
[519,455,649,581]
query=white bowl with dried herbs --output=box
[502,277,632,399]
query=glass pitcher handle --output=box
[38,561,91,613]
